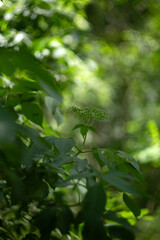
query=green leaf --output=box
[72,124,84,130]
[73,124,88,137]
[105,211,137,232]
[53,107,63,125]
[117,151,141,172]
[103,170,137,194]
[44,136,57,147]
[82,184,107,239]
[103,149,119,168]
[12,78,40,93]
[73,124,97,140]
[34,206,57,239]
[6,94,20,108]
[87,125,97,133]
[21,102,43,126]
[69,169,98,180]
[51,154,73,167]
[92,148,109,168]
[108,226,135,240]
[123,193,141,217]
[4,170,26,203]
[80,126,88,139]
[126,163,145,185]
[0,107,17,144]
[55,138,75,154]
[21,133,51,168]
[75,158,88,172]
[82,220,107,240]
[56,205,73,234]
[73,124,97,134]
[0,47,62,102]
[83,184,106,220]
[45,96,58,113]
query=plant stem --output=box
[82,134,87,146]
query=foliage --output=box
[0,45,145,239]
[0,0,158,239]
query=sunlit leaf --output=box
[0,47,62,101]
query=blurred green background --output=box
[1,0,160,238]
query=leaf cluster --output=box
[0,48,145,238]
[0,1,150,239]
